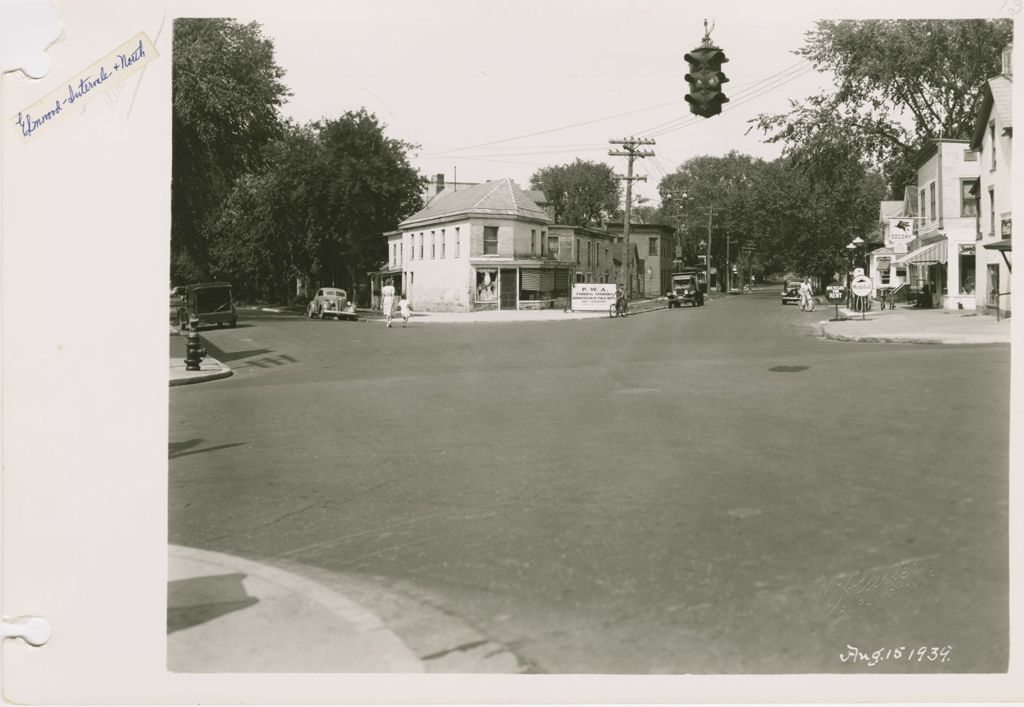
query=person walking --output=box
[398,293,412,327]
[799,278,814,312]
[381,278,396,327]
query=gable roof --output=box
[971,75,1013,150]
[902,186,919,218]
[400,178,551,228]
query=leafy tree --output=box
[317,110,425,292]
[751,19,1011,196]
[172,18,290,283]
[529,159,620,226]
[658,152,766,286]
[208,112,424,302]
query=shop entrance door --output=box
[500,268,518,310]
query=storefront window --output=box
[958,245,975,294]
[476,269,498,302]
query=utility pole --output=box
[706,205,714,294]
[609,137,655,298]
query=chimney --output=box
[1003,43,1013,76]
[435,173,445,194]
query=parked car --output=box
[306,288,356,319]
[176,282,237,330]
[669,273,704,307]
[781,283,802,305]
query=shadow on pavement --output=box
[169,439,248,459]
[167,573,259,633]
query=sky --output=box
[233,0,996,206]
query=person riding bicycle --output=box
[799,278,814,311]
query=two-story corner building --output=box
[971,45,1012,317]
[895,139,979,310]
[546,224,623,286]
[602,223,675,298]
[383,178,572,312]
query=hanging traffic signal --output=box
[684,42,729,118]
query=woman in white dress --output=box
[381,278,396,327]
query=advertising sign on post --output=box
[571,283,617,311]
[851,275,872,321]
[888,218,914,254]
[826,284,845,321]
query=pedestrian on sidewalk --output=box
[398,293,412,327]
[381,278,396,327]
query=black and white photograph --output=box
[1,0,1020,703]
[165,4,1013,677]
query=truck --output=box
[668,271,705,307]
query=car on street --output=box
[781,282,802,305]
[176,282,238,330]
[668,273,704,307]
[306,287,356,319]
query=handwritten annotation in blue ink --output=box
[15,39,147,139]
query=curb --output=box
[169,361,234,386]
[818,322,1007,346]
[169,545,424,673]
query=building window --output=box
[540,231,546,256]
[587,241,592,266]
[399,242,403,264]
[990,121,997,169]
[961,180,980,217]
[441,229,446,258]
[990,187,996,235]
[919,188,926,221]
[576,238,581,264]
[419,233,424,259]
[455,227,460,258]
[648,237,658,256]
[483,226,498,255]
[431,231,436,259]
[929,183,936,222]
[548,235,559,257]
[531,229,536,256]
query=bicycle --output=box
[799,292,815,312]
[609,296,628,318]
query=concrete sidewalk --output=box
[168,545,526,673]
[818,305,1012,345]
[168,545,424,673]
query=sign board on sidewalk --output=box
[571,283,617,311]
[825,285,845,304]
[851,275,872,297]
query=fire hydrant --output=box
[184,326,206,371]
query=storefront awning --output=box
[983,238,1013,252]
[895,240,947,265]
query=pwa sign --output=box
[571,283,617,311]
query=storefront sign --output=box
[571,283,617,311]
[825,285,845,304]
[959,244,976,255]
[1001,216,1012,238]
[888,218,914,243]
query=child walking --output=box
[398,294,412,327]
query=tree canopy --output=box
[658,149,887,286]
[750,19,1011,196]
[208,113,424,302]
[529,159,620,226]
[172,18,290,283]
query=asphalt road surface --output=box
[169,291,1010,673]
